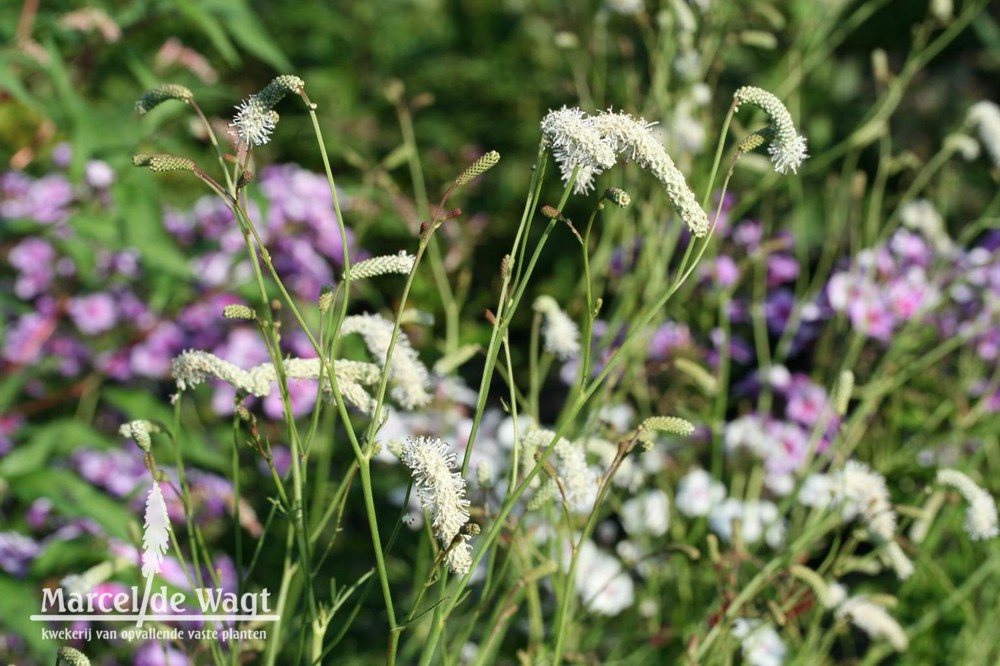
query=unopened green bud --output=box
[318,285,335,313]
[603,188,631,208]
[223,304,256,320]
[455,150,500,186]
[834,370,854,416]
[135,84,193,114]
[57,647,91,666]
[255,75,305,109]
[639,416,696,437]
[737,130,769,155]
[119,420,161,453]
[133,153,196,173]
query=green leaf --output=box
[10,469,137,540]
[0,420,110,479]
[222,4,293,72]
[0,576,55,662]
[176,0,240,66]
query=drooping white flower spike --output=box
[400,437,474,574]
[733,86,808,175]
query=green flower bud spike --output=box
[455,150,500,186]
[135,84,194,115]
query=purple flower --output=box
[732,220,763,251]
[52,142,73,168]
[648,321,692,361]
[2,312,56,364]
[763,420,811,476]
[261,445,293,477]
[886,267,937,320]
[764,289,796,333]
[85,160,115,189]
[889,229,931,266]
[766,253,799,287]
[264,377,319,419]
[209,555,238,594]
[708,255,741,288]
[0,413,22,456]
[0,173,75,224]
[785,376,829,427]
[215,327,270,369]
[68,292,119,335]
[0,531,41,577]
[134,641,191,666]
[9,237,57,299]
[185,470,234,523]
[129,322,184,378]
[74,448,146,498]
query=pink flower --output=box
[68,292,118,335]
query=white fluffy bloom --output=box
[400,437,473,574]
[229,97,277,147]
[523,429,597,513]
[541,106,616,194]
[899,199,953,253]
[881,541,914,580]
[675,468,726,517]
[119,419,154,452]
[836,596,909,651]
[733,86,808,175]
[709,499,785,548]
[620,489,670,537]
[825,582,848,609]
[171,351,383,414]
[731,619,787,666]
[346,251,415,280]
[141,481,171,579]
[967,101,1000,168]
[833,460,897,541]
[605,0,644,15]
[575,540,635,616]
[936,468,999,540]
[533,295,581,360]
[341,313,431,409]
[539,107,711,237]
[797,473,836,509]
[589,109,710,236]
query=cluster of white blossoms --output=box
[170,350,384,415]
[522,428,597,514]
[966,100,1000,168]
[399,437,473,574]
[574,540,635,616]
[835,596,909,652]
[708,498,786,548]
[936,468,999,540]
[533,295,581,360]
[228,75,305,147]
[340,313,432,410]
[731,618,787,666]
[345,251,415,281]
[540,106,710,236]
[800,461,898,539]
[899,199,953,254]
[733,86,809,175]
[799,461,913,580]
[620,489,670,538]
[675,468,726,517]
